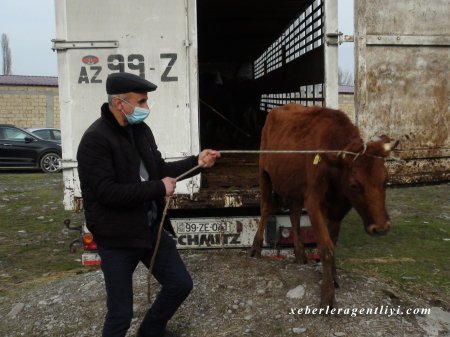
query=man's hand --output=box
[161,177,177,196]
[198,149,221,168]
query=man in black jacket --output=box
[77,72,220,337]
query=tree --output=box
[2,33,12,75]
[338,67,353,86]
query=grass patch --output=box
[0,172,85,298]
[1,172,449,306]
[337,183,450,303]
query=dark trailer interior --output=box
[173,0,326,210]
[197,0,325,150]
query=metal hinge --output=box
[340,34,354,44]
[60,159,78,169]
[52,39,119,51]
[326,32,354,45]
[366,34,450,46]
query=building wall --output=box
[1,83,354,130]
[0,85,60,129]
[338,93,355,123]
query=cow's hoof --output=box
[248,246,262,258]
[334,279,340,289]
[319,299,336,313]
[294,252,308,264]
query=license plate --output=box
[176,222,234,234]
[171,217,260,249]
[82,252,101,266]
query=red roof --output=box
[338,85,354,94]
[0,75,58,87]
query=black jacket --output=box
[76,103,199,248]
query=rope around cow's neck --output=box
[219,147,402,161]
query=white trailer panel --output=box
[54,0,200,210]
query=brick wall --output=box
[0,85,60,129]
[0,83,354,129]
[338,93,355,123]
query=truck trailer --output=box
[54,0,449,264]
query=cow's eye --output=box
[349,180,362,193]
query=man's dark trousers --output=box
[98,231,193,337]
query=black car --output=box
[0,124,62,173]
[27,127,61,143]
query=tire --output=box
[39,152,61,173]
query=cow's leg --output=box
[328,221,342,288]
[305,196,335,308]
[290,202,307,264]
[249,171,272,258]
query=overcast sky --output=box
[0,0,354,77]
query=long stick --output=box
[147,164,202,303]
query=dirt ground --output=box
[1,173,449,337]
[1,249,450,337]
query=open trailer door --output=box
[54,0,200,210]
[354,0,450,184]
[252,0,339,112]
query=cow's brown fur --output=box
[249,104,395,308]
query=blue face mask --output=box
[118,98,151,124]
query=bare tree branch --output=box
[338,67,353,86]
[2,33,12,75]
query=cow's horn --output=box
[383,143,392,152]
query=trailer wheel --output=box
[40,152,61,173]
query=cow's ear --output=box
[369,135,399,157]
[342,139,366,162]
[373,135,391,143]
[344,138,365,153]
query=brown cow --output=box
[249,103,397,308]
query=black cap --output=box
[106,72,157,95]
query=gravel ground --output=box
[1,249,450,337]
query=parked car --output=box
[0,124,61,173]
[27,127,61,143]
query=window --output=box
[3,127,29,141]
[34,129,52,140]
[52,130,61,141]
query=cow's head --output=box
[341,136,399,236]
